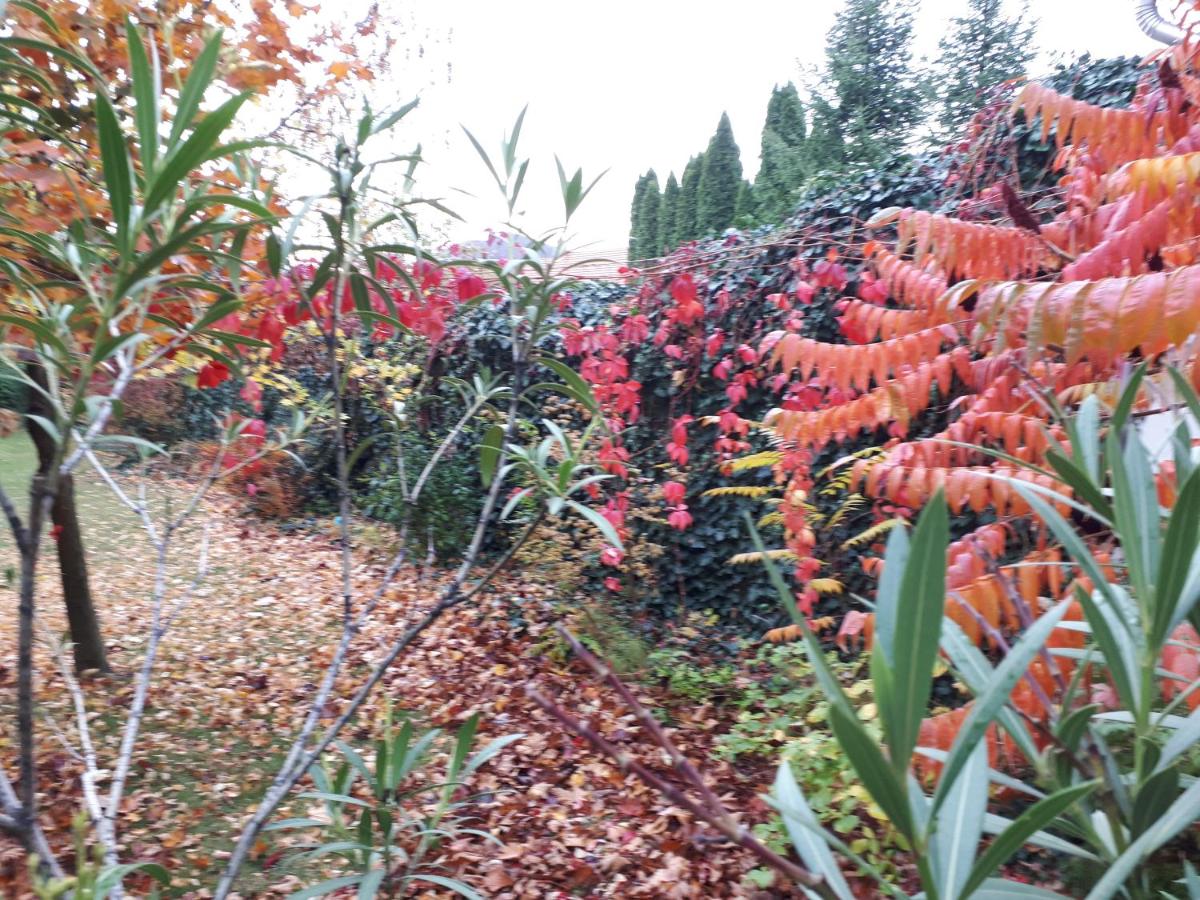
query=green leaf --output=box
[406,874,483,900]
[773,761,854,899]
[168,29,222,145]
[970,880,1073,899]
[873,493,946,776]
[536,357,600,415]
[1086,777,1200,899]
[1045,449,1112,522]
[479,424,504,488]
[961,781,1097,898]
[357,869,385,900]
[565,499,622,550]
[1108,426,1159,617]
[1132,765,1179,838]
[1156,465,1200,645]
[931,599,1072,818]
[145,92,252,216]
[287,874,364,899]
[1157,705,1200,772]
[95,91,134,253]
[124,19,160,172]
[1111,362,1148,432]
[828,703,916,840]
[95,861,170,894]
[931,739,987,897]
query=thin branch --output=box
[525,685,829,893]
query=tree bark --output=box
[23,358,109,673]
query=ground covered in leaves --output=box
[0,435,810,898]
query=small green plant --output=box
[268,708,521,898]
[757,368,1200,899]
[646,647,737,703]
[29,812,168,899]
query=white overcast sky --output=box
[286,0,1169,254]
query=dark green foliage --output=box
[733,179,756,228]
[0,372,27,411]
[360,428,486,560]
[755,83,810,224]
[814,0,924,168]
[675,154,704,244]
[697,113,743,235]
[658,172,680,255]
[765,82,807,148]
[933,0,1037,135]
[755,129,804,224]
[627,172,652,262]
[633,169,662,261]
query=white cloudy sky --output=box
[291,0,1169,253]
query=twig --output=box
[524,684,830,893]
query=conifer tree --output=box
[734,179,756,228]
[658,172,680,254]
[933,0,1036,134]
[814,0,923,167]
[675,154,704,244]
[697,113,742,234]
[633,170,661,262]
[755,84,809,223]
[627,172,650,261]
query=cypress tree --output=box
[697,113,742,234]
[675,154,704,244]
[816,0,923,167]
[766,82,807,147]
[633,170,662,262]
[755,84,809,223]
[733,179,756,228]
[658,172,680,254]
[933,0,1036,135]
[627,173,650,262]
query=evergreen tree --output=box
[675,154,704,244]
[633,170,661,262]
[765,82,807,147]
[815,0,923,167]
[627,172,651,262]
[733,179,756,228]
[697,113,743,234]
[933,0,1036,134]
[658,172,680,254]
[755,84,809,223]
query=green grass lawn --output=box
[0,433,157,565]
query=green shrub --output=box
[359,428,486,561]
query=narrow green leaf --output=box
[878,493,946,775]
[773,761,854,899]
[931,739,987,897]
[961,781,1097,899]
[124,19,160,172]
[828,704,916,840]
[145,92,252,215]
[931,599,1072,818]
[286,874,363,899]
[970,880,1073,898]
[95,91,133,252]
[479,424,504,488]
[566,500,622,550]
[1086,777,1200,899]
[169,29,222,145]
[1157,465,1200,645]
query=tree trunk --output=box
[23,357,109,673]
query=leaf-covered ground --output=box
[0,435,805,898]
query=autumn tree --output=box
[814,0,924,167]
[698,113,743,234]
[933,0,1037,134]
[0,0,381,674]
